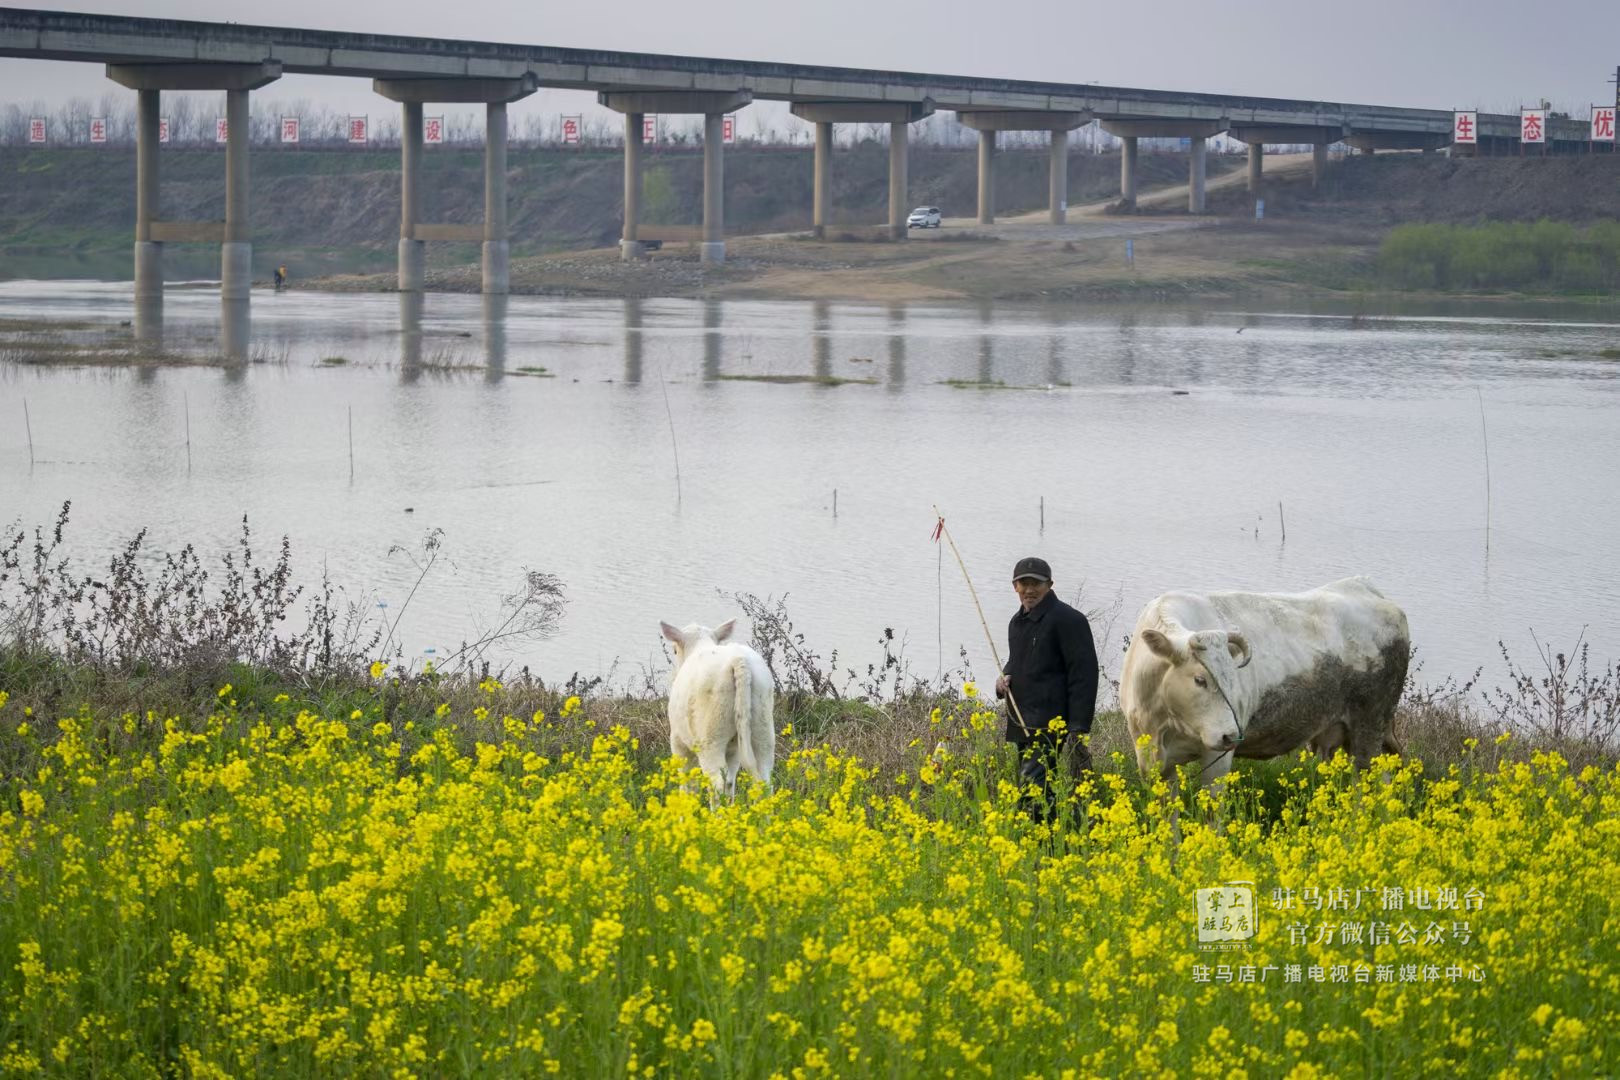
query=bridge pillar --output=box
[1101,119,1228,215]
[622,113,645,260]
[399,102,425,290]
[1227,126,1345,197]
[957,111,1089,225]
[977,130,996,224]
[221,89,252,299]
[888,122,909,239]
[791,101,932,239]
[483,102,509,293]
[601,90,753,264]
[108,62,281,301]
[702,112,725,265]
[812,121,831,238]
[1188,137,1206,213]
[375,74,539,293]
[134,88,161,299]
[1120,135,1138,209]
[1049,129,1069,224]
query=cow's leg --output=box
[695,738,734,806]
[722,730,744,800]
[1348,711,1401,770]
[1349,643,1409,770]
[670,733,695,790]
[1350,677,1404,770]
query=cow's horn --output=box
[1227,631,1252,669]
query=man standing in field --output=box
[994,557,1100,824]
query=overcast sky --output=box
[4,0,1617,119]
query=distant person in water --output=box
[273,265,287,289]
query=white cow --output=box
[659,618,776,799]
[1121,577,1408,786]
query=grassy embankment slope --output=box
[300,152,1620,303]
[0,143,1217,283]
[5,144,1615,301]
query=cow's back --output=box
[1222,578,1409,759]
[668,648,740,747]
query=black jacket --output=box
[997,591,1099,745]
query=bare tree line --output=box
[1,94,1268,153]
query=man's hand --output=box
[995,675,1010,698]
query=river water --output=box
[2,281,1618,694]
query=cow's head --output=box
[659,618,737,673]
[1139,627,1252,752]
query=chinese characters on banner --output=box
[29,117,45,143]
[1593,105,1617,142]
[562,115,580,144]
[643,114,657,143]
[1452,111,1477,145]
[348,116,368,144]
[1520,108,1546,144]
[722,114,735,143]
[89,117,107,144]
[159,118,170,144]
[216,118,229,144]
[280,117,300,144]
[424,116,444,145]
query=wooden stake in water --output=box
[833,488,838,518]
[1039,495,1044,532]
[348,405,354,480]
[184,393,192,472]
[1476,388,1492,552]
[1278,500,1286,543]
[659,368,682,503]
[24,399,34,467]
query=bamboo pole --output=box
[932,506,1028,736]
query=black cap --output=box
[1012,556,1051,583]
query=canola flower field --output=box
[0,683,1616,1079]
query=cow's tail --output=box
[732,655,756,777]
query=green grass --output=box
[1377,220,1620,295]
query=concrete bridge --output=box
[0,6,1597,298]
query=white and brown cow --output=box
[1121,577,1409,786]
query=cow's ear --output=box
[713,618,738,643]
[1227,631,1252,669]
[660,621,684,644]
[1140,628,1179,660]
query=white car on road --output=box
[907,206,942,229]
